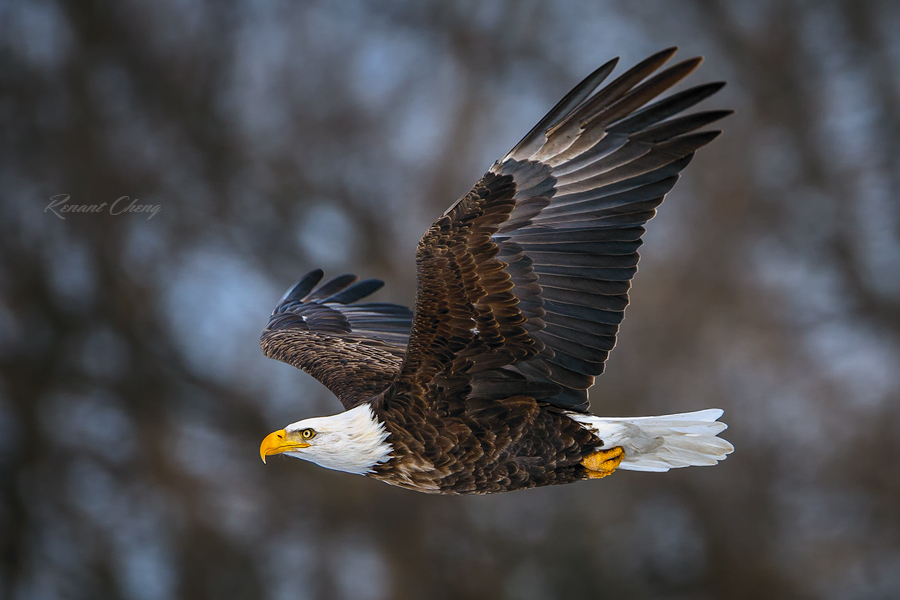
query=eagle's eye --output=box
[300,428,316,440]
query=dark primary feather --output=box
[260,270,413,409]
[261,48,729,417]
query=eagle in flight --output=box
[258,48,734,494]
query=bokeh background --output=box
[3,1,900,598]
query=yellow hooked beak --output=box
[259,429,310,463]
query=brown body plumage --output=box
[370,397,601,494]
[258,48,734,494]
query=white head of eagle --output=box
[260,404,392,475]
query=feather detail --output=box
[260,271,413,409]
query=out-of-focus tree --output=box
[1,1,899,598]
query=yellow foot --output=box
[581,446,625,479]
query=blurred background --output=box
[2,0,900,598]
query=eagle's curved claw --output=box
[582,446,625,479]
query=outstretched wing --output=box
[260,269,413,409]
[387,48,730,412]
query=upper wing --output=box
[387,48,730,412]
[260,269,413,409]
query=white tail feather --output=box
[569,409,734,472]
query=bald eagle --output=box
[259,48,734,494]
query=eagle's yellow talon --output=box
[582,446,625,479]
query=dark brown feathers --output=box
[377,48,729,413]
[262,49,730,492]
[260,269,413,408]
